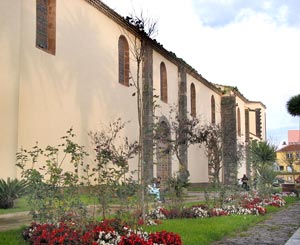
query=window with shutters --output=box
[160,62,168,103]
[36,0,56,55]
[118,35,130,86]
[255,109,262,138]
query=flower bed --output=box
[22,219,182,245]
[147,192,286,221]
[22,192,289,244]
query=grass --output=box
[144,205,282,245]
[0,198,30,215]
[145,201,297,245]
[145,215,266,245]
[0,228,27,245]
[0,194,99,215]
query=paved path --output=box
[213,200,300,245]
[0,211,31,231]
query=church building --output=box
[0,0,266,185]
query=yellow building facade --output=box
[276,144,300,182]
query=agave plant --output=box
[0,178,28,209]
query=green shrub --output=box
[16,128,89,224]
[0,178,28,209]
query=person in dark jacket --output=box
[241,174,249,190]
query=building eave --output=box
[84,0,223,95]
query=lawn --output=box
[0,194,98,215]
[0,198,29,215]
[144,205,279,245]
[144,215,265,245]
[0,228,27,245]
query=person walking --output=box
[241,174,249,190]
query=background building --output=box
[276,130,300,182]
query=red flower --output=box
[149,230,183,245]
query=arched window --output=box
[211,95,216,124]
[190,83,196,117]
[118,35,129,86]
[156,118,172,185]
[160,62,168,103]
[237,107,241,136]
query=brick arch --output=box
[156,117,172,187]
[190,83,196,117]
[160,62,168,103]
[118,35,129,86]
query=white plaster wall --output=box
[0,0,22,179]
[188,144,209,183]
[186,75,222,183]
[153,53,178,115]
[153,51,180,175]
[187,76,217,123]
[235,97,246,178]
[17,0,139,177]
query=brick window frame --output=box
[160,62,168,103]
[190,83,196,117]
[118,35,130,86]
[36,0,56,55]
[211,95,216,124]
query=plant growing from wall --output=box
[0,178,28,209]
[88,118,139,219]
[16,128,88,224]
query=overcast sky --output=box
[102,0,299,145]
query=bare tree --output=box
[88,119,139,219]
[122,12,158,220]
[200,124,223,187]
[154,108,207,199]
[170,109,203,176]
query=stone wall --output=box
[142,44,154,184]
[221,96,237,185]
[245,109,251,177]
[178,65,188,171]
